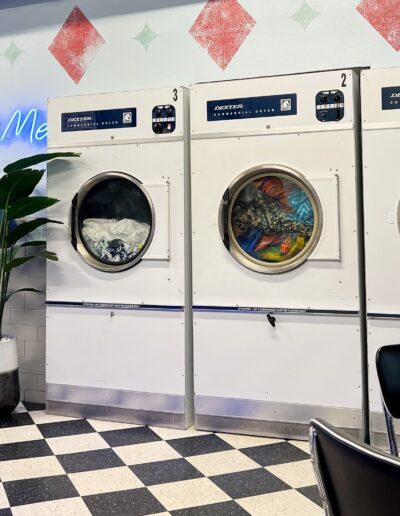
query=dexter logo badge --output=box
[123,112,132,124]
[280,98,292,112]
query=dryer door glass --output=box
[225,168,322,273]
[73,172,154,272]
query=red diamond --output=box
[357,0,400,51]
[49,6,105,84]
[190,0,256,70]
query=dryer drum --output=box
[70,171,155,272]
[220,165,323,274]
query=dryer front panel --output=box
[47,142,185,305]
[220,165,322,274]
[71,172,155,272]
[191,131,358,311]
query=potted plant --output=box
[0,152,79,415]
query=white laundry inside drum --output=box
[81,218,151,263]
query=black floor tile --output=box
[131,458,203,486]
[83,487,165,516]
[100,426,161,447]
[298,485,323,508]
[167,434,233,457]
[4,474,78,506]
[0,509,12,515]
[0,439,52,461]
[57,448,124,474]
[23,401,45,411]
[0,412,34,429]
[38,419,95,438]
[171,501,250,515]
[210,468,290,499]
[241,441,310,467]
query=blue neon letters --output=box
[0,108,47,145]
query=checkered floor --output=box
[0,402,323,515]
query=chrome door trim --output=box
[218,164,323,274]
[71,171,155,273]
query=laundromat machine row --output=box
[45,68,400,442]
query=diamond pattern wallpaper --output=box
[1,40,24,66]
[134,22,158,52]
[40,0,400,86]
[357,0,400,51]
[290,1,320,31]
[49,6,105,84]
[189,0,256,70]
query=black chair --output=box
[376,344,400,456]
[309,418,400,516]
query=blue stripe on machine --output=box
[193,305,358,316]
[46,301,184,312]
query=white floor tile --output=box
[86,419,140,432]
[11,497,91,516]
[289,440,311,454]
[149,426,210,440]
[267,460,316,489]
[46,433,109,455]
[114,441,181,466]
[0,456,64,481]
[187,449,259,476]
[30,411,79,425]
[69,466,143,496]
[149,477,230,511]
[237,489,324,516]
[216,432,283,449]
[0,424,42,445]
[0,483,9,509]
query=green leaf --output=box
[7,218,62,246]
[37,251,58,261]
[20,240,46,247]
[8,197,59,219]
[4,152,80,173]
[4,255,34,272]
[9,245,21,261]
[5,288,41,303]
[0,170,44,208]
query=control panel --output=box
[382,86,400,110]
[315,90,344,122]
[207,94,297,121]
[61,108,137,132]
[152,105,176,134]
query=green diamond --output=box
[2,40,24,65]
[134,22,158,51]
[290,1,320,30]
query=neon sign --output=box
[0,108,47,146]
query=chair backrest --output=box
[310,418,400,516]
[376,344,400,418]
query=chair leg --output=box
[383,405,399,457]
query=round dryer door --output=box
[220,166,322,273]
[71,172,155,272]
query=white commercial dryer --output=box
[46,87,193,428]
[190,70,364,439]
[361,68,400,443]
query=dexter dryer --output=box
[46,88,192,428]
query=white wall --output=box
[1,0,399,402]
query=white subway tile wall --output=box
[5,227,47,404]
